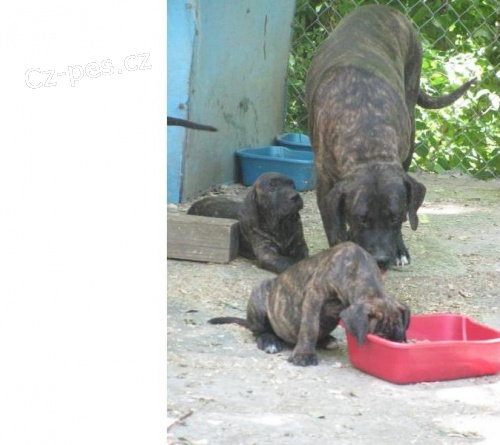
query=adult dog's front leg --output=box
[317,180,347,247]
[395,229,410,266]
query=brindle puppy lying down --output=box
[188,172,309,274]
[209,242,410,366]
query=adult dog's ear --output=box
[340,303,382,345]
[404,174,426,230]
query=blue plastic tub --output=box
[236,146,317,191]
[275,133,312,151]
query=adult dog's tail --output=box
[417,78,476,109]
[167,116,217,132]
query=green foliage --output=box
[286,0,500,178]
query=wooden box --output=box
[167,214,239,263]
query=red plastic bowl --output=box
[345,314,500,384]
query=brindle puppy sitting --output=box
[209,242,410,366]
[187,172,309,273]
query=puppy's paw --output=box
[317,335,339,350]
[257,333,283,354]
[288,352,318,366]
[266,257,295,274]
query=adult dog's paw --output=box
[395,241,411,267]
[288,352,318,366]
[396,254,410,267]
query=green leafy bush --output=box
[286,0,500,178]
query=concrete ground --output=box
[167,173,500,445]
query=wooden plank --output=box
[167,214,239,263]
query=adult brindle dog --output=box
[209,242,410,366]
[305,5,475,269]
[187,172,309,274]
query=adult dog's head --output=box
[248,172,303,218]
[328,164,426,269]
[340,297,411,345]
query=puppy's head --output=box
[340,298,410,345]
[253,172,303,217]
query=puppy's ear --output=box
[404,174,426,230]
[340,303,382,345]
[244,187,258,213]
[396,302,411,343]
[398,302,411,330]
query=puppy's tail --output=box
[417,78,476,109]
[187,197,241,220]
[167,116,217,132]
[208,316,251,330]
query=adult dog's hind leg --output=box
[402,36,423,172]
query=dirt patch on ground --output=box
[167,173,500,445]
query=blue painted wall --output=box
[167,1,195,204]
[167,0,296,203]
